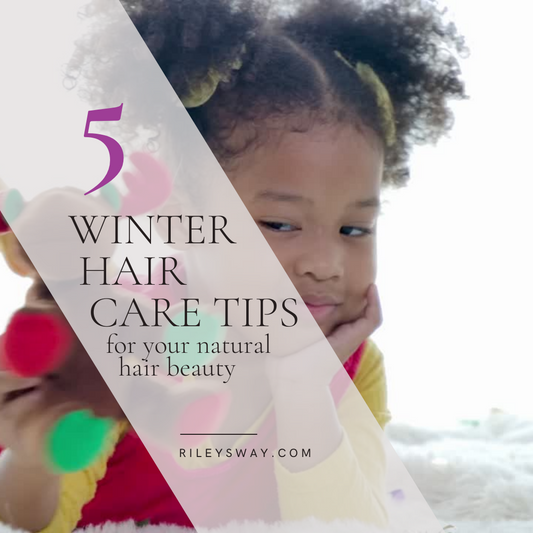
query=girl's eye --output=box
[260,221,298,232]
[340,226,373,237]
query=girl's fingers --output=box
[0,372,41,396]
[366,283,383,330]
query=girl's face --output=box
[226,125,384,337]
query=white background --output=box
[1,0,532,425]
[374,0,533,424]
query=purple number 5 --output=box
[84,104,124,196]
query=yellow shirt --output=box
[39,338,390,532]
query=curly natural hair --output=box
[69,0,468,187]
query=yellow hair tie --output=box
[334,51,397,148]
[181,49,246,109]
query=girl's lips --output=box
[305,303,338,321]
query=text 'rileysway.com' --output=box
[176,448,313,459]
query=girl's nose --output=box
[294,237,344,282]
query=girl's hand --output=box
[0,366,55,468]
[327,284,383,365]
[0,367,63,532]
[266,284,383,395]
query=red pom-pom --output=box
[0,334,7,369]
[3,312,72,377]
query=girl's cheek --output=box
[259,234,295,274]
[349,237,376,275]
[345,247,376,309]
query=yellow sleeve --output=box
[353,338,392,430]
[38,422,127,533]
[273,339,390,527]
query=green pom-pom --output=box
[47,411,113,473]
[2,190,24,224]
[100,183,122,212]
[165,310,225,367]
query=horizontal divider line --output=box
[180,433,258,436]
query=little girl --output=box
[0,0,466,531]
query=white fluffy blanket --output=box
[1,413,530,533]
[387,412,533,532]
